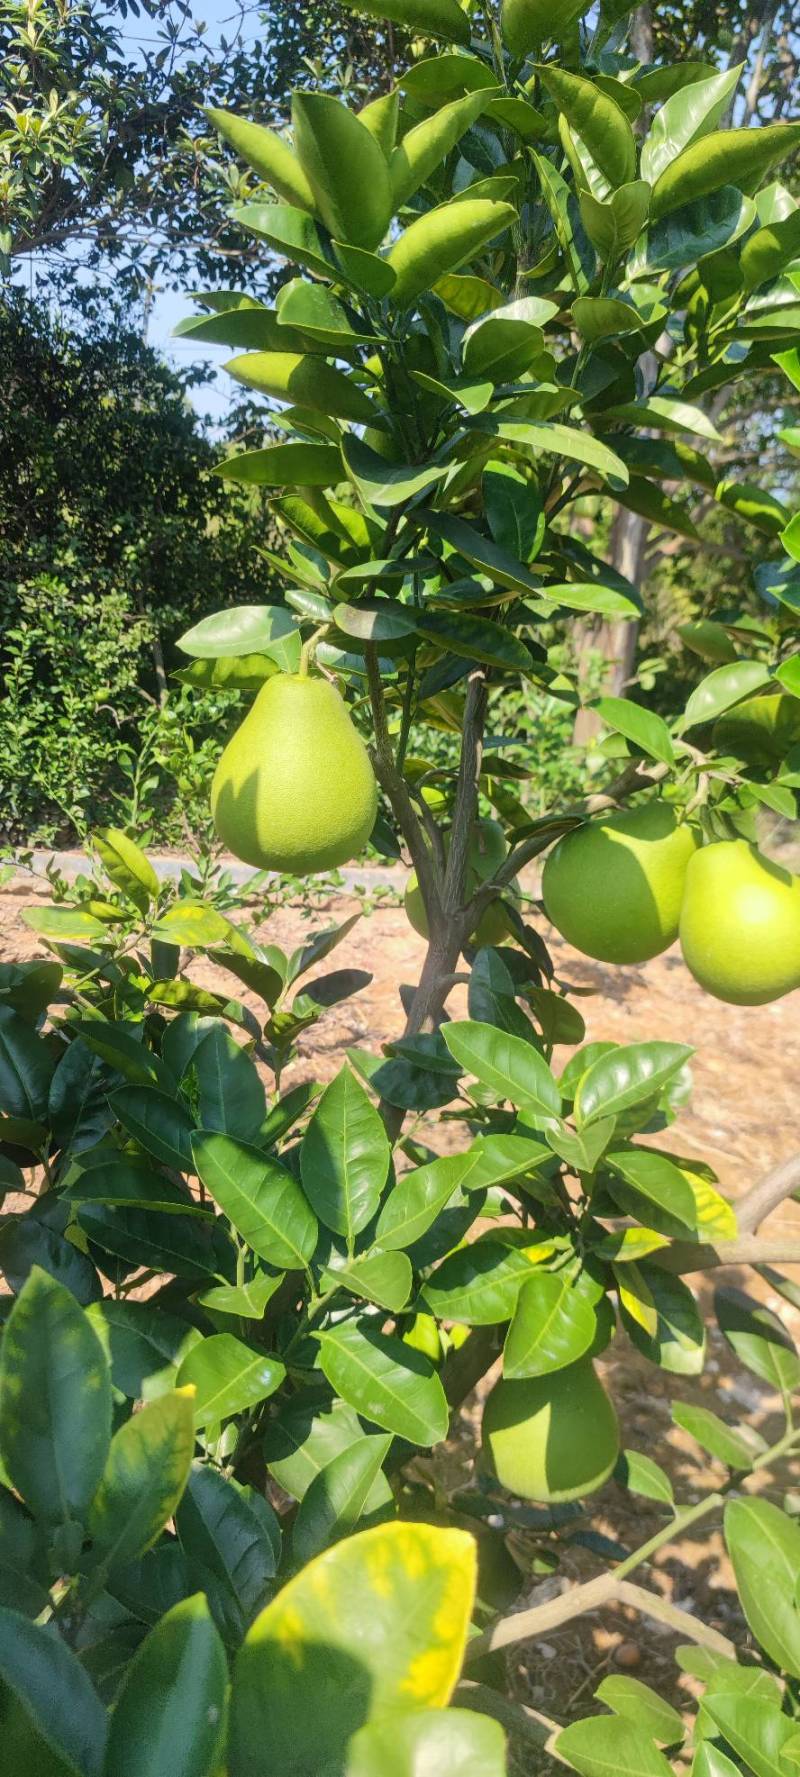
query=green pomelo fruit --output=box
[482,1360,620,1503]
[542,803,699,964]
[211,673,377,874]
[712,693,800,773]
[405,817,519,946]
[679,838,800,1006]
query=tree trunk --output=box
[572,506,649,744]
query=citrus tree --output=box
[2,0,800,1770]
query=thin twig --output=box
[734,1151,800,1237]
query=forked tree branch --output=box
[733,1151,800,1237]
[365,644,442,922]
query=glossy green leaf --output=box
[716,1287,800,1393]
[225,350,377,425]
[176,1335,285,1429]
[341,434,448,508]
[484,461,545,563]
[0,1266,111,1526]
[502,0,584,54]
[391,88,496,208]
[0,1008,53,1122]
[176,1464,278,1629]
[682,660,773,728]
[423,1239,544,1325]
[504,1271,596,1378]
[415,608,534,671]
[615,1448,674,1506]
[387,197,517,308]
[292,1433,393,1568]
[596,1676,684,1746]
[558,1713,675,1777]
[671,1403,764,1470]
[640,187,754,271]
[177,604,298,660]
[229,1521,476,1776]
[88,1390,195,1568]
[376,1152,477,1251]
[264,1397,388,1504]
[346,1708,507,1777]
[580,182,651,259]
[185,1027,266,1142]
[316,1320,449,1445]
[0,1608,108,1777]
[640,65,743,186]
[624,1266,705,1375]
[214,442,342,488]
[443,1021,561,1118]
[86,1299,199,1399]
[103,1594,227,1777]
[608,1149,697,1232]
[93,828,159,913]
[109,1086,195,1174]
[319,1246,413,1312]
[300,1065,390,1246]
[479,419,629,488]
[725,1497,800,1679]
[418,507,544,596]
[593,696,675,765]
[703,1693,799,1777]
[651,123,800,222]
[575,1042,693,1125]
[537,65,636,188]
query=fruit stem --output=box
[299,625,329,677]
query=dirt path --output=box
[3,881,800,1759]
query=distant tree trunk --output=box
[573,3,653,747]
[572,507,649,744]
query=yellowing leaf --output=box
[229,1521,477,1777]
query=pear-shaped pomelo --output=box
[679,838,800,1005]
[542,803,699,964]
[712,693,800,773]
[483,1360,619,1503]
[405,817,519,946]
[211,673,377,873]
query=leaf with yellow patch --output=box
[228,1520,477,1777]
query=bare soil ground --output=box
[3,878,800,1764]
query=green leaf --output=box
[477,420,629,489]
[391,88,497,208]
[316,1320,449,1445]
[320,1246,413,1312]
[615,1448,674,1506]
[69,1021,172,1091]
[93,829,159,913]
[0,1267,111,1525]
[177,1464,278,1628]
[593,696,675,765]
[88,1390,195,1569]
[624,1265,706,1375]
[110,1085,196,1174]
[376,1152,477,1251]
[62,1157,209,1218]
[606,394,721,443]
[346,1708,507,1777]
[484,461,545,563]
[417,507,545,596]
[580,182,651,259]
[504,1271,596,1378]
[22,904,109,943]
[502,0,585,55]
[540,583,639,618]
[387,197,518,309]
[715,1287,800,1393]
[185,1026,266,1143]
[682,660,773,728]
[103,1593,227,1777]
[575,1043,693,1125]
[558,1713,676,1777]
[640,187,754,272]
[703,1694,799,1777]
[0,1008,53,1122]
[86,1299,199,1399]
[176,1335,285,1429]
[652,123,800,222]
[414,608,534,672]
[207,107,316,211]
[640,65,744,186]
[537,65,636,188]
[214,441,342,488]
[572,296,642,342]
[193,1130,318,1272]
[596,1676,685,1746]
[177,604,298,661]
[333,601,417,646]
[671,1403,764,1470]
[608,1149,697,1232]
[348,0,471,40]
[0,1608,108,1777]
[442,1021,561,1119]
[264,1396,389,1504]
[300,1065,390,1246]
[291,92,392,253]
[422,1240,544,1325]
[229,1521,476,1777]
[725,1497,800,1679]
[292,1434,393,1568]
[196,1271,284,1321]
[341,434,448,508]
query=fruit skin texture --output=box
[211,673,377,874]
[483,1360,620,1504]
[405,817,519,946]
[679,839,800,1006]
[542,803,699,965]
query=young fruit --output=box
[405,817,519,946]
[542,803,699,964]
[211,673,377,874]
[679,839,800,1005]
[482,1360,620,1503]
